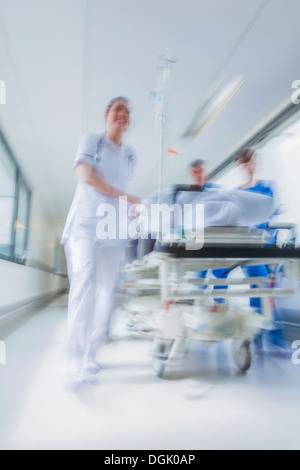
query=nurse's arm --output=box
[75,162,141,205]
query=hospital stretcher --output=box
[121,188,300,377]
[122,229,300,376]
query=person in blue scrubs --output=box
[189,159,219,190]
[190,160,228,302]
[236,148,287,354]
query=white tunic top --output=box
[61,132,136,244]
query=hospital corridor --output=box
[1,0,300,452]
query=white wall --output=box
[27,194,58,268]
[0,259,68,311]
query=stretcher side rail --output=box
[155,242,300,259]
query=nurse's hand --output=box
[128,204,142,217]
[127,195,142,217]
[127,194,142,205]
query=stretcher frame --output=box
[122,229,300,377]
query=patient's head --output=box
[189,159,207,186]
[235,148,256,178]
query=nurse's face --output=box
[105,101,130,135]
[242,156,256,178]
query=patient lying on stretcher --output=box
[133,158,275,262]
[139,180,276,246]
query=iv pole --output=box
[151,56,177,240]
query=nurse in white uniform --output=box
[61,97,140,382]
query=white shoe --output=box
[103,335,113,345]
[84,361,101,375]
[61,359,83,384]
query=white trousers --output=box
[64,238,125,365]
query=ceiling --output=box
[0,0,299,232]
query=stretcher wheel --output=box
[233,339,251,372]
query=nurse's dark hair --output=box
[235,148,255,165]
[106,96,130,113]
[190,159,206,168]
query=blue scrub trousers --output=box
[242,265,285,348]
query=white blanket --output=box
[141,187,275,235]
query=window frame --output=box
[0,127,31,265]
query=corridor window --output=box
[14,179,31,261]
[0,132,31,263]
[0,139,16,257]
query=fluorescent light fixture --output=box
[0,80,6,105]
[181,75,245,139]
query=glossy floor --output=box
[0,295,299,450]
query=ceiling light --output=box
[181,76,245,139]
